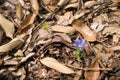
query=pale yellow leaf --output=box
[16,1,23,20]
[0,33,27,52]
[14,50,24,57]
[112,0,120,2]
[72,20,96,41]
[85,59,100,80]
[102,26,120,35]
[0,14,15,38]
[65,3,78,9]
[52,25,75,33]
[84,1,96,8]
[40,57,75,74]
[30,0,39,11]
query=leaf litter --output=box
[0,0,119,80]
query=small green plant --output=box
[42,22,51,31]
[80,78,84,80]
[74,49,86,60]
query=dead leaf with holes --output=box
[40,57,75,74]
[0,14,15,38]
[72,19,96,41]
[84,59,100,80]
[52,25,75,33]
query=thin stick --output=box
[67,65,112,71]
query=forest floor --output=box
[0,0,120,80]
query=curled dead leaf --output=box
[85,59,100,80]
[40,57,75,74]
[0,14,15,38]
[72,20,96,41]
[18,13,36,33]
[52,25,75,33]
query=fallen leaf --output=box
[72,19,96,41]
[90,14,109,32]
[18,13,36,33]
[0,14,15,38]
[0,33,27,52]
[14,49,24,57]
[40,57,75,74]
[112,0,120,2]
[19,52,35,63]
[65,3,78,9]
[113,34,119,43]
[90,21,104,32]
[102,26,120,35]
[52,25,75,33]
[16,1,23,20]
[30,0,39,12]
[84,1,96,8]
[57,0,69,6]
[0,59,3,65]
[54,33,72,43]
[84,59,100,80]
[0,29,3,44]
[73,10,90,19]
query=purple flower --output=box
[73,38,88,50]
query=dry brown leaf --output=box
[0,29,3,44]
[18,13,36,32]
[102,26,120,35]
[54,33,72,43]
[30,0,39,12]
[73,10,90,19]
[85,59,100,80]
[65,3,78,9]
[112,0,120,2]
[57,0,69,6]
[16,1,23,20]
[84,1,96,8]
[113,34,119,43]
[72,20,96,41]
[0,14,15,38]
[14,49,24,57]
[0,59,3,65]
[52,25,75,33]
[20,53,35,63]
[40,57,75,74]
[0,33,27,52]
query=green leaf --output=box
[42,23,51,31]
[74,49,86,60]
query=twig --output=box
[67,65,112,71]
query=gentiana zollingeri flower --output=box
[73,38,88,50]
